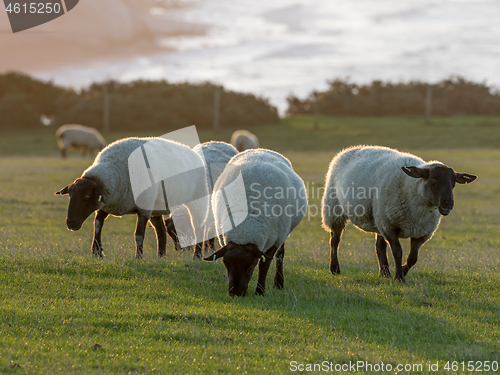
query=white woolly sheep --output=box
[55,124,107,158]
[55,137,209,259]
[230,130,259,152]
[165,141,239,252]
[204,148,308,296]
[321,145,477,281]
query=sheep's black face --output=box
[223,246,260,297]
[55,178,105,231]
[203,242,264,297]
[402,164,477,216]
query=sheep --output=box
[55,124,107,158]
[164,141,239,252]
[321,145,477,281]
[204,149,308,296]
[230,130,259,152]
[55,137,209,259]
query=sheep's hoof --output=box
[402,264,410,276]
[330,265,341,275]
[394,275,405,283]
[255,286,265,296]
[91,247,104,258]
[378,267,391,278]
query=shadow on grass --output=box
[3,252,498,365]
[161,257,499,363]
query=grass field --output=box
[0,116,499,374]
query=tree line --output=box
[0,72,279,130]
[287,77,500,116]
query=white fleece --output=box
[193,141,239,191]
[230,130,259,152]
[321,145,442,240]
[83,137,209,241]
[56,124,107,152]
[213,149,308,252]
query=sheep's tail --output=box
[321,182,346,233]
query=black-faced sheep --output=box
[164,141,239,252]
[204,149,308,296]
[55,137,209,259]
[230,130,259,152]
[55,124,107,158]
[321,145,477,281]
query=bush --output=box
[0,73,279,131]
[286,77,500,116]
[0,72,72,129]
[55,80,280,131]
[0,93,40,129]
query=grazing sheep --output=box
[321,145,477,281]
[165,141,239,252]
[204,149,308,296]
[55,137,209,259]
[56,124,107,158]
[230,130,259,152]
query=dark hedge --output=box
[0,72,279,130]
[287,77,500,116]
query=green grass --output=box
[1,114,500,157]
[0,116,499,373]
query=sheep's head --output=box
[204,242,271,297]
[402,164,477,216]
[55,177,106,230]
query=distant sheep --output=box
[204,149,308,296]
[230,130,259,152]
[164,141,238,252]
[321,145,477,281]
[55,124,107,158]
[55,137,209,259]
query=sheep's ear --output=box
[55,185,70,195]
[455,173,477,184]
[203,246,227,262]
[402,166,429,179]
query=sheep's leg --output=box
[330,230,343,275]
[193,242,204,260]
[61,148,67,159]
[206,238,215,253]
[375,234,391,277]
[385,234,404,281]
[91,210,108,257]
[134,214,150,259]
[255,246,279,296]
[402,236,427,276]
[164,217,181,250]
[150,216,167,257]
[273,244,285,289]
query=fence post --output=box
[103,86,110,132]
[213,88,220,130]
[425,85,432,124]
[313,91,319,130]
